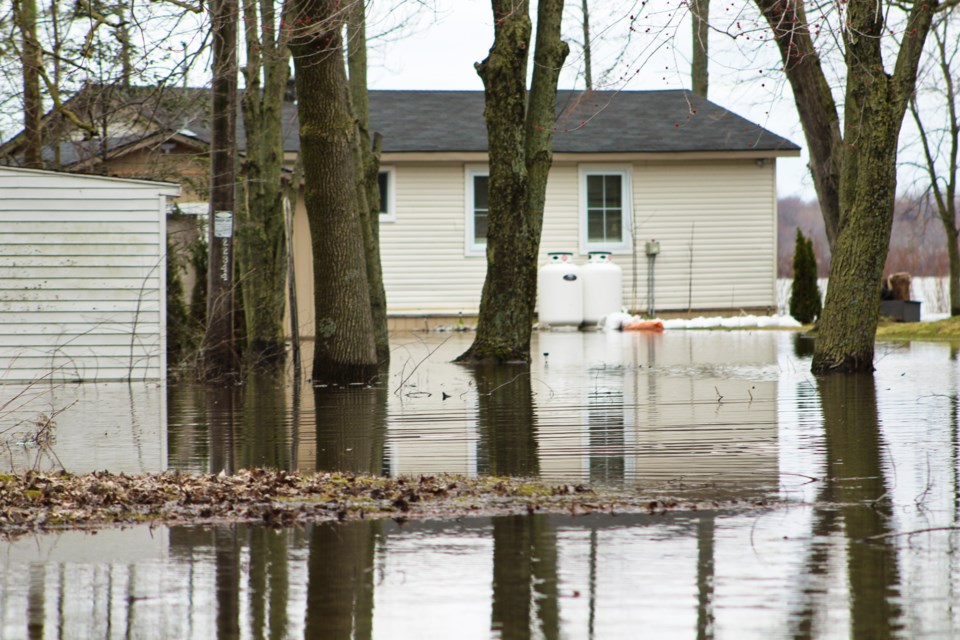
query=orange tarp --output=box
[622,320,664,332]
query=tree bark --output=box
[690,0,709,97]
[237,0,291,369]
[457,0,568,364]
[290,0,378,384]
[581,0,592,90]
[756,0,939,373]
[14,0,43,169]
[755,0,843,250]
[347,3,390,366]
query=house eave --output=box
[378,149,801,163]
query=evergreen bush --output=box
[789,228,822,324]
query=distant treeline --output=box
[778,196,953,278]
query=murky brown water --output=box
[2,331,959,638]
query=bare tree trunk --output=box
[347,3,390,366]
[290,0,378,384]
[457,0,568,364]
[755,0,843,251]
[756,0,939,373]
[581,0,592,90]
[237,0,291,369]
[14,0,43,169]
[690,0,709,97]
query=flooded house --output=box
[0,86,800,339]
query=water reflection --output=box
[819,375,902,638]
[305,521,378,639]
[491,515,559,639]
[474,365,539,477]
[5,332,960,636]
[314,385,387,476]
[0,382,165,474]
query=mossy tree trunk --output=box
[346,3,389,366]
[237,0,292,369]
[756,0,939,373]
[457,0,568,364]
[289,0,378,384]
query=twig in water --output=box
[715,386,723,403]
[863,526,960,541]
[393,336,452,396]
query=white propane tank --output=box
[538,252,583,327]
[582,251,623,325]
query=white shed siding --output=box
[0,168,178,381]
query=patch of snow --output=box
[600,312,801,331]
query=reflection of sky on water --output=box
[1,329,960,637]
[2,505,956,638]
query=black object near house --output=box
[880,300,921,322]
[880,272,921,322]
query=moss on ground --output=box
[875,315,960,341]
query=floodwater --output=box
[1,330,959,638]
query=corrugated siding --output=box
[0,169,173,382]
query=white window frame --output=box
[378,166,396,223]
[465,166,489,256]
[579,165,633,254]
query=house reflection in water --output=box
[380,332,779,493]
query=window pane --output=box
[475,213,488,242]
[588,210,605,242]
[606,209,622,241]
[378,172,389,214]
[604,175,622,208]
[474,176,489,210]
[587,175,604,209]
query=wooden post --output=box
[204,0,239,379]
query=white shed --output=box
[0,167,179,382]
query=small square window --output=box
[581,168,631,252]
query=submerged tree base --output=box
[0,469,773,539]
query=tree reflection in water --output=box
[314,385,387,476]
[791,374,903,639]
[472,364,539,477]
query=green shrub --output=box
[789,228,822,324]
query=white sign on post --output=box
[214,211,234,238]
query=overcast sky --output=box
[363,0,814,200]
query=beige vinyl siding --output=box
[288,155,777,334]
[626,159,777,312]
[0,168,178,382]
[380,163,488,315]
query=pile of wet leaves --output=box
[0,469,768,538]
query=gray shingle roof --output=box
[2,87,799,168]
[363,89,798,154]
